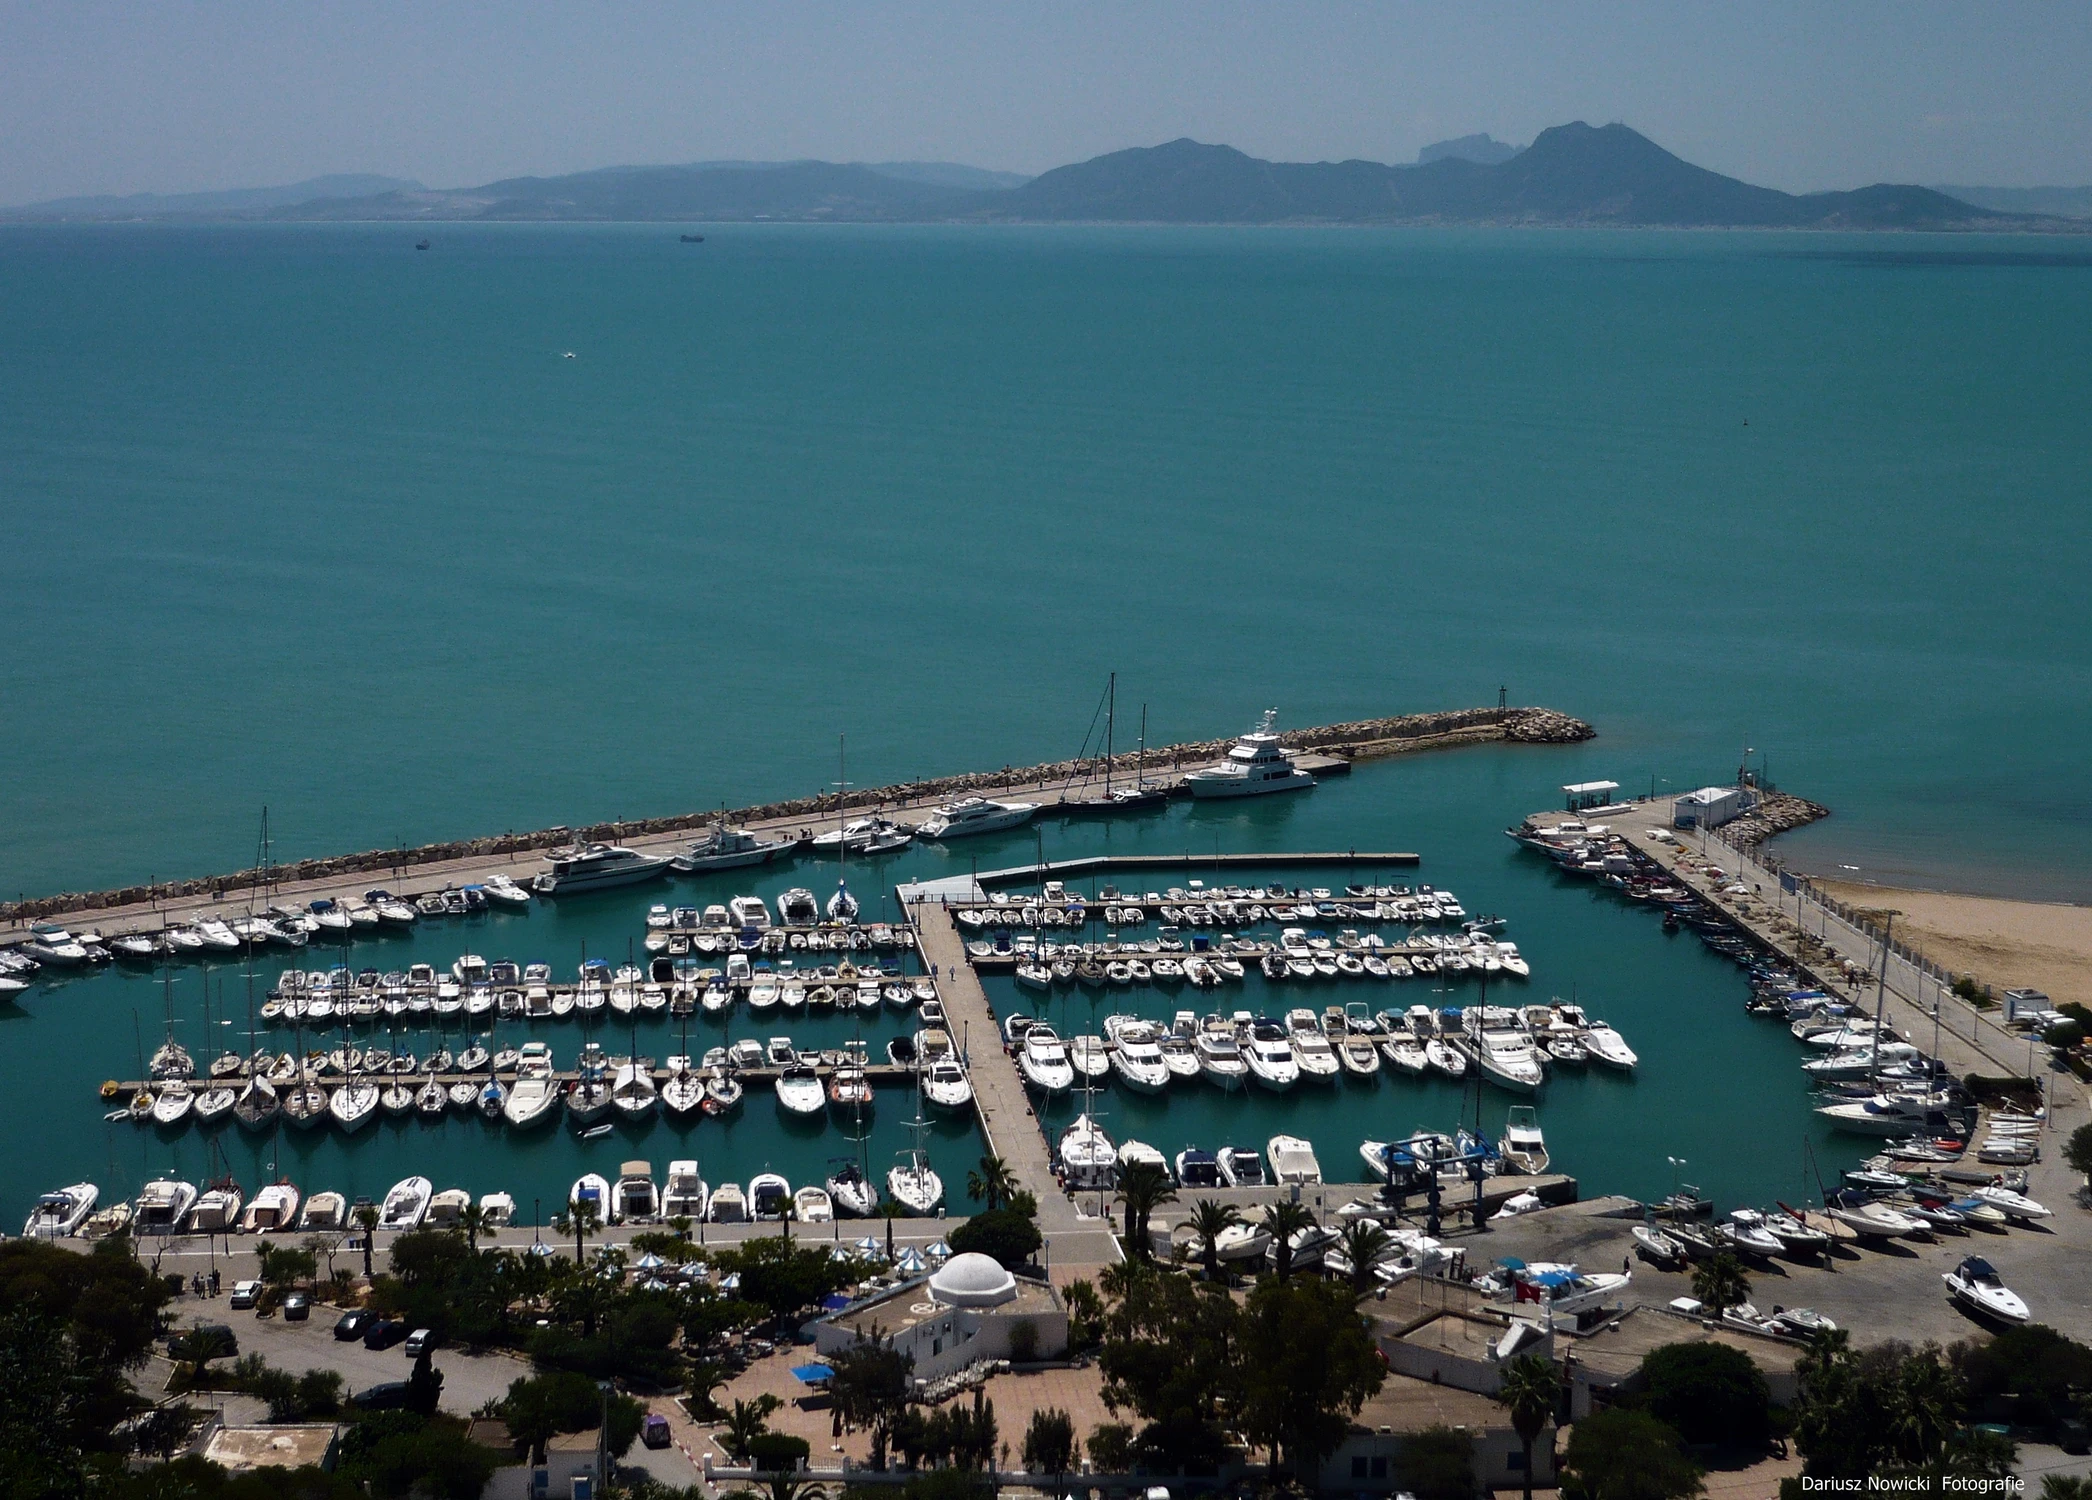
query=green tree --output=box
[965,1155,1017,1211]
[1261,1200,1316,1283]
[1690,1252,1750,1315]
[1952,1323,2092,1430]
[1185,1199,1241,1283]
[353,1202,381,1280]
[1094,1261,1239,1471]
[827,1335,913,1470]
[1021,1407,1078,1490]
[1495,1354,1559,1500]
[1640,1342,1771,1448]
[1559,1408,1703,1500]
[2040,1475,2092,1500]
[1337,1219,1393,1295]
[718,1235,860,1324]
[1112,1160,1176,1259]
[945,1208,1041,1270]
[1393,1426,1475,1500]
[458,1201,495,1251]
[335,1411,504,1500]
[0,1239,170,1466]
[1085,1421,1133,1473]
[551,1197,602,1266]
[1235,1277,1386,1479]
[718,1393,784,1461]
[2065,1123,2092,1187]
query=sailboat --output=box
[1061,675,1169,812]
[887,1108,943,1214]
[824,736,864,922]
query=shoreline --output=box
[1811,877,2092,1009]
[0,703,1590,930]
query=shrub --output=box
[1640,1341,1771,1447]
[945,1209,1041,1270]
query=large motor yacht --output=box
[670,824,801,873]
[917,797,1040,839]
[1184,711,1316,799]
[532,843,670,896]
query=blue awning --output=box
[790,1363,835,1383]
[821,1293,854,1311]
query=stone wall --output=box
[2,705,1592,923]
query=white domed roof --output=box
[928,1251,1017,1307]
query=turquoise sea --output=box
[1,225,2088,1228]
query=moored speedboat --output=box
[614,1162,659,1224]
[662,1161,709,1221]
[134,1178,198,1235]
[240,1181,301,1233]
[24,1182,97,1238]
[379,1175,432,1231]
[1266,1134,1322,1185]
[748,1172,792,1220]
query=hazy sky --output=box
[4,2,2087,204]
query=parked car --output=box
[228,1280,262,1311]
[351,1381,411,1411]
[334,1309,375,1342]
[403,1328,438,1358]
[282,1291,311,1322]
[641,1414,671,1450]
[362,1319,408,1351]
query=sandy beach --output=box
[1816,879,2092,1009]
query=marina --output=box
[9,724,2080,1347]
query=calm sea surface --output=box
[1,224,2087,1227]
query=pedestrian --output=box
[208,1268,220,1296]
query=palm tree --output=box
[551,1197,601,1265]
[352,1203,380,1281]
[1690,1251,1750,1315]
[1888,1352,1960,1468]
[1495,1354,1558,1500]
[1337,1219,1393,1296]
[967,1154,1017,1211]
[719,1393,783,1460]
[1262,1200,1317,1282]
[1113,1160,1176,1258]
[668,1214,694,1248]
[1187,1199,1242,1283]
[458,1202,493,1252]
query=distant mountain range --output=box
[6,174,422,219]
[5,126,2072,230]
[1930,184,2092,219]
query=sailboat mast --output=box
[1137,703,1147,792]
[1104,673,1115,795]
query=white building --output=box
[1671,785,1753,830]
[812,1253,1068,1383]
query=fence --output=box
[1699,822,2052,1086]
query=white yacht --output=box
[887,1149,944,1214]
[24,1183,97,1238]
[1242,1020,1301,1091]
[918,797,1040,839]
[1943,1256,2029,1322]
[1106,1020,1171,1093]
[1059,1114,1117,1190]
[1020,1026,1075,1092]
[663,1160,710,1221]
[502,1042,563,1128]
[671,825,801,873]
[1498,1106,1549,1174]
[728,895,772,931]
[708,1183,748,1223]
[1266,1134,1323,1185]
[533,843,670,896]
[1471,1025,1545,1093]
[379,1176,432,1231]
[614,1162,659,1224]
[921,1056,975,1112]
[1194,1017,1250,1090]
[1579,1021,1639,1070]
[1183,711,1316,799]
[812,816,915,854]
[776,888,821,926]
[774,1064,826,1115]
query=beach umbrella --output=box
[924,1240,952,1261]
[895,1247,926,1274]
[829,1245,856,1262]
[528,1240,556,1257]
[677,1262,707,1280]
[633,1251,666,1270]
[720,1272,742,1292]
[855,1235,883,1257]
[642,1277,669,1292]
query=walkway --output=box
[909,899,1123,1276]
